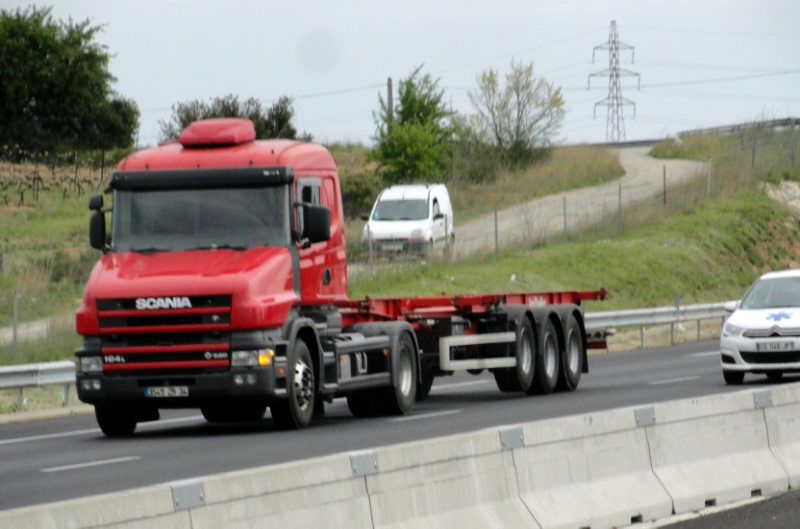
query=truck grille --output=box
[96,295,232,374]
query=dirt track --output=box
[452,146,706,258]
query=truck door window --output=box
[296,178,321,237]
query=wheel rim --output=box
[293,359,313,410]
[519,328,533,374]
[398,349,413,396]
[567,331,580,374]
[544,333,557,379]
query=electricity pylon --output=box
[589,21,640,142]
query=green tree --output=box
[372,66,453,184]
[468,60,564,167]
[0,6,139,157]
[159,94,308,142]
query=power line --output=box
[641,69,800,88]
[588,21,639,142]
[626,25,800,39]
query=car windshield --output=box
[740,277,800,309]
[112,186,290,252]
[372,199,428,221]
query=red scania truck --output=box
[75,118,606,436]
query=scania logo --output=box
[204,351,229,360]
[135,297,192,310]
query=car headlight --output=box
[232,349,274,366]
[79,356,103,373]
[722,323,745,337]
[410,229,425,240]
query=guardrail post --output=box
[670,322,674,346]
[63,383,70,406]
[640,326,645,349]
[12,289,19,362]
[697,320,701,341]
[17,388,23,412]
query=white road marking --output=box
[685,351,719,358]
[649,375,702,386]
[41,456,141,473]
[0,416,204,447]
[390,409,462,422]
[430,380,490,392]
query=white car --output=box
[361,184,455,257]
[720,269,800,385]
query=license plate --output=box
[145,386,188,398]
[382,243,403,251]
[756,341,794,352]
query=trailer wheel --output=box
[493,317,535,393]
[556,315,583,392]
[379,332,417,415]
[95,406,137,437]
[528,319,560,395]
[271,339,315,429]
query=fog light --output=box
[233,374,244,385]
[91,380,101,390]
[246,374,256,385]
[81,379,102,391]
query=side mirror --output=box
[433,212,444,221]
[89,194,104,211]
[89,211,107,251]
[304,204,331,244]
[723,300,739,313]
[360,213,369,221]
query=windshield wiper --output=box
[189,244,248,251]
[132,247,169,254]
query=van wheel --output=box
[271,339,315,429]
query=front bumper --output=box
[362,239,430,256]
[720,335,800,373]
[76,366,287,408]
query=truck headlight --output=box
[232,349,274,366]
[722,323,745,337]
[79,356,103,373]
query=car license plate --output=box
[145,386,188,398]
[756,341,794,352]
[382,243,403,251]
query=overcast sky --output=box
[7,1,799,147]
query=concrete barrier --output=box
[646,391,789,514]
[366,429,539,529]
[514,408,672,529]
[765,384,800,489]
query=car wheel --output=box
[723,370,745,385]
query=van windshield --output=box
[372,199,428,221]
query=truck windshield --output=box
[112,186,290,252]
[372,199,428,221]
[740,277,800,309]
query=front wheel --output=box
[95,406,137,437]
[723,370,745,385]
[271,340,315,429]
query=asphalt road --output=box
[659,491,800,529]
[2,339,793,512]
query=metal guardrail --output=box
[0,360,75,412]
[0,301,735,413]
[584,301,735,349]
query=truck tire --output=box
[416,371,435,401]
[201,404,267,423]
[493,317,535,393]
[95,406,137,437]
[271,339,315,429]
[528,319,560,395]
[378,332,417,415]
[556,315,583,392]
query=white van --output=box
[361,184,455,257]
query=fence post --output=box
[367,224,374,274]
[663,165,666,207]
[707,155,712,197]
[13,289,19,362]
[617,183,622,233]
[494,208,499,253]
[562,197,567,242]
